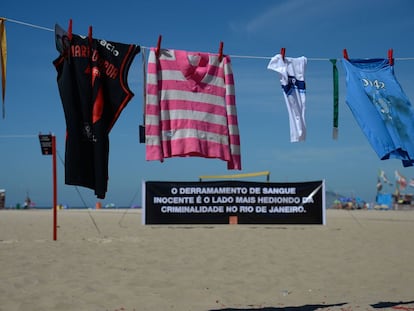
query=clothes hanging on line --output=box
[53,24,140,199]
[6,17,414,174]
[342,57,414,167]
[145,48,241,170]
[267,54,307,142]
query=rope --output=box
[3,17,53,32]
[0,134,37,138]
[57,149,101,235]
[118,186,140,228]
[4,16,414,62]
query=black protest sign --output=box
[143,180,325,225]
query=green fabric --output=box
[330,59,339,139]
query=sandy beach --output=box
[0,208,414,311]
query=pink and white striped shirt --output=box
[145,48,241,170]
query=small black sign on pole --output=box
[39,134,53,155]
[38,133,58,241]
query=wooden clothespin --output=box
[67,19,73,40]
[155,35,162,57]
[388,48,394,65]
[343,49,349,60]
[280,47,286,61]
[218,41,224,61]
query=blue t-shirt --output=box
[343,58,414,167]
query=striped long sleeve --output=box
[145,48,241,170]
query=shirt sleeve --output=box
[145,48,164,162]
[223,55,241,170]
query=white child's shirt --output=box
[268,54,307,142]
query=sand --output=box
[0,208,414,311]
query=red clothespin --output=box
[67,19,73,40]
[88,26,93,46]
[388,48,394,65]
[218,41,224,61]
[155,35,162,57]
[280,47,286,61]
[343,49,349,60]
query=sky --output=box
[1,0,414,208]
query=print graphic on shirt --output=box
[283,75,306,139]
[363,77,411,142]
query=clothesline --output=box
[3,17,54,32]
[0,134,38,138]
[4,17,414,62]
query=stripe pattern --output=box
[145,48,241,169]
